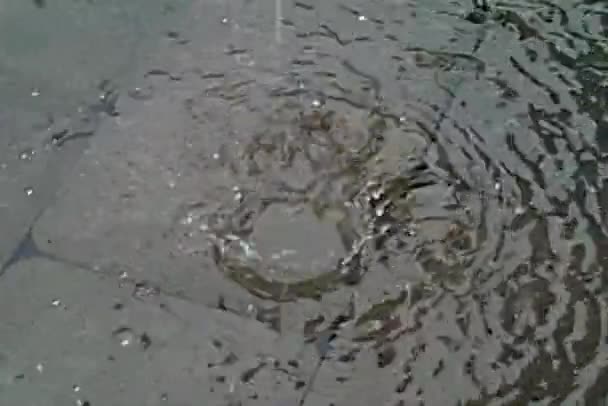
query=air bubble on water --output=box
[112,327,136,347]
[24,187,34,196]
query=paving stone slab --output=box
[0,258,306,406]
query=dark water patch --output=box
[162,0,608,403]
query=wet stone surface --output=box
[2,0,608,405]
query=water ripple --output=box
[170,0,608,403]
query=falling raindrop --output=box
[112,327,136,347]
[24,187,34,196]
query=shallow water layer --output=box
[3,0,608,405]
[176,1,608,404]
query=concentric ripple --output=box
[173,0,608,403]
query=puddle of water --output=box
[170,0,608,403]
[2,0,608,404]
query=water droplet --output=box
[112,327,136,347]
[311,99,321,107]
[246,303,256,316]
[160,393,168,401]
[73,384,81,393]
[119,271,129,280]
[221,17,229,24]
[24,187,34,196]
[133,281,160,299]
[19,149,34,161]
[139,333,152,350]
[212,152,220,160]
[358,15,367,21]
[51,299,62,307]
[31,89,40,97]
[36,363,44,373]
[514,206,525,215]
[371,189,383,200]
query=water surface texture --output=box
[1,0,608,405]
